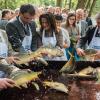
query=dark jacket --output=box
[86,17,92,27]
[76,26,97,49]
[6,16,39,52]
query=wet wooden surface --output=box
[0,61,100,100]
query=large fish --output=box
[78,66,94,76]
[15,52,43,65]
[59,51,75,73]
[43,81,68,93]
[80,49,97,61]
[36,46,64,58]
[15,46,64,65]
[95,68,100,83]
[9,70,41,88]
[0,63,20,76]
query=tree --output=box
[76,0,87,9]
[56,0,62,7]
[88,0,97,16]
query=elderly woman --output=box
[37,13,67,60]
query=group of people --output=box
[0,4,100,90]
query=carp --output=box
[15,52,43,65]
[15,46,64,65]
[43,81,68,93]
[80,49,97,61]
[36,46,64,58]
[59,51,75,73]
[9,70,41,88]
[0,63,20,76]
[78,66,94,76]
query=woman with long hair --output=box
[37,13,67,60]
[62,12,80,60]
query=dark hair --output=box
[54,14,63,21]
[1,9,10,18]
[66,13,76,27]
[20,4,35,16]
[39,13,58,33]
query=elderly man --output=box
[76,13,100,60]
[76,9,88,37]
[6,4,38,53]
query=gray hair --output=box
[95,13,100,19]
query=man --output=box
[84,9,92,27]
[0,9,11,30]
[76,9,88,37]
[6,4,38,53]
[76,13,100,60]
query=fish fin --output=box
[21,83,28,88]
[31,82,40,91]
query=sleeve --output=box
[62,28,70,47]
[76,27,90,49]
[6,22,22,52]
[56,30,63,48]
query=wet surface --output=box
[0,61,100,100]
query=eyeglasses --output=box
[69,18,75,21]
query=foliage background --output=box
[0,0,99,15]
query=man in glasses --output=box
[6,4,38,53]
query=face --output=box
[6,11,12,20]
[56,20,62,28]
[96,18,100,28]
[76,11,84,21]
[41,18,50,30]
[68,16,76,25]
[20,13,34,24]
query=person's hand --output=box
[76,35,81,41]
[63,42,68,48]
[0,78,15,90]
[76,48,85,56]
[93,50,100,60]
[6,56,19,64]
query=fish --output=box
[0,63,20,76]
[80,49,97,61]
[59,51,75,73]
[34,57,48,66]
[9,70,41,88]
[43,81,68,93]
[78,66,94,76]
[15,46,64,65]
[36,46,64,58]
[15,52,42,65]
[95,68,100,83]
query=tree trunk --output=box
[88,0,97,17]
[4,0,7,8]
[85,0,91,9]
[76,0,87,9]
[69,0,72,9]
[56,0,62,7]
[64,0,67,7]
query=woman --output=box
[62,13,80,60]
[54,14,70,60]
[37,13,66,60]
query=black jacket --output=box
[76,26,97,49]
[6,16,39,52]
